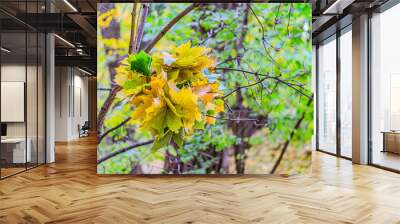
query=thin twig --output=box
[270,95,313,174]
[224,100,234,114]
[222,77,268,99]
[215,67,311,98]
[248,5,282,70]
[144,3,200,52]
[98,117,131,143]
[205,115,260,122]
[245,61,266,107]
[97,140,154,164]
[199,22,226,46]
[216,56,241,66]
[286,4,292,37]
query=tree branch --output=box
[98,117,131,143]
[199,22,226,46]
[270,96,313,174]
[135,3,149,52]
[97,85,121,133]
[222,77,268,99]
[248,5,282,70]
[98,4,143,133]
[97,140,154,164]
[216,56,241,66]
[144,3,200,53]
[236,4,249,52]
[224,100,234,114]
[97,88,112,91]
[128,3,138,54]
[206,115,266,126]
[215,67,311,98]
[206,115,260,122]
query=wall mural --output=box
[97,3,313,175]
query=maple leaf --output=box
[168,86,201,129]
[128,51,152,77]
[152,41,216,84]
[114,60,147,99]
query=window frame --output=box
[315,23,353,161]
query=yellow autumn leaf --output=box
[168,86,201,129]
[166,110,182,133]
[98,9,115,28]
[151,41,216,84]
[114,60,148,99]
[205,116,216,125]
[214,99,225,113]
[131,94,153,121]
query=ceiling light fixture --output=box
[78,67,93,76]
[63,0,78,12]
[322,0,354,15]
[54,34,75,48]
[1,47,11,53]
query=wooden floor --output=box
[1,136,400,223]
[0,167,26,178]
[372,150,400,171]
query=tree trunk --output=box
[220,148,231,173]
[234,144,247,174]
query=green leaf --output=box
[249,136,263,146]
[166,110,182,133]
[148,108,167,135]
[167,69,180,81]
[122,74,145,90]
[151,131,173,151]
[193,120,205,130]
[128,51,152,77]
[206,110,216,116]
[172,132,184,148]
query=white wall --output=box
[72,73,89,138]
[55,66,69,141]
[55,67,89,141]
[1,65,26,139]
[1,65,40,138]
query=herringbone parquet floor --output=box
[1,136,400,223]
